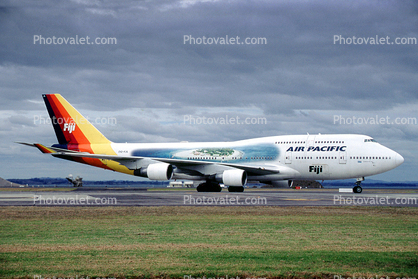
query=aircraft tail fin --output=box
[43,94,111,145]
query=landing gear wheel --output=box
[196,182,222,192]
[353,185,362,193]
[353,178,364,194]
[228,186,244,192]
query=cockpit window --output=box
[364,138,377,143]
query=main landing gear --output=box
[353,177,364,193]
[196,182,222,192]
[228,186,244,192]
[196,182,245,192]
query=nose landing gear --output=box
[353,177,364,193]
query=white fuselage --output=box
[110,134,404,183]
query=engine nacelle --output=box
[216,169,247,186]
[271,180,293,188]
[134,163,173,180]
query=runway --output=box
[1,188,417,206]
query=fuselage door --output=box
[285,151,292,164]
[307,135,315,147]
[339,151,347,164]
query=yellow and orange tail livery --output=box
[41,94,133,173]
[43,94,110,148]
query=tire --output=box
[228,186,244,192]
[196,184,206,192]
[353,186,362,193]
[197,183,222,192]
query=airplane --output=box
[19,94,404,193]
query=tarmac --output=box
[0,187,417,207]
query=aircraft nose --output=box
[394,153,404,167]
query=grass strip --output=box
[0,206,417,278]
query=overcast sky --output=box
[1,0,417,182]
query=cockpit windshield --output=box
[364,138,377,143]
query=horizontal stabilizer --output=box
[16,142,79,154]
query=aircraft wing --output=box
[19,143,283,175]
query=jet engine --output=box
[271,180,293,188]
[134,163,173,180]
[216,169,247,186]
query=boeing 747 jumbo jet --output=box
[19,94,404,193]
